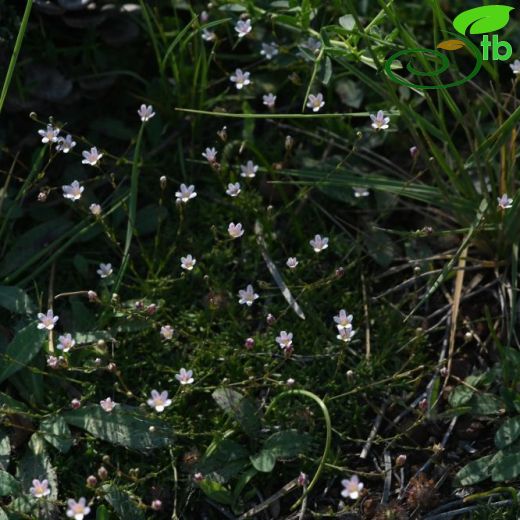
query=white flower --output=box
[337,325,356,342]
[303,37,321,54]
[97,263,113,278]
[175,368,194,385]
[202,147,218,162]
[306,93,325,112]
[511,59,520,75]
[66,497,91,520]
[240,160,258,178]
[262,93,277,108]
[309,234,328,253]
[498,193,513,210]
[370,110,390,131]
[100,397,117,412]
[62,180,84,201]
[238,284,259,306]
[276,331,293,350]
[37,309,59,330]
[228,222,244,238]
[201,28,216,42]
[160,325,174,340]
[147,390,172,412]
[200,10,209,22]
[82,147,103,166]
[89,203,102,216]
[56,134,76,153]
[340,475,364,500]
[230,68,251,90]
[286,257,298,269]
[30,479,51,499]
[38,124,60,143]
[334,310,353,330]
[57,333,75,352]
[175,183,197,203]
[235,19,252,38]
[226,182,241,197]
[260,42,278,59]
[180,254,196,271]
[353,187,369,198]
[137,104,155,122]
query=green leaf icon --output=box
[453,5,514,35]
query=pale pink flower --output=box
[180,254,196,271]
[260,42,278,59]
[334,310,353,330]
[175,367,194,385]
[147,390,172,412]
[286,257,298,269]
[89,203,102,216]
[37,309,59,330]
[137,104,155,122]
[240,160,258,178]
[498,193,513,210]
[370,110,390,131]
[306,93,325,112]
[97,263,113,278]
[202,147,218,162]
[56,134,76,153]
[99,397,117,412]
[38,124,60,143]
[66,497,91,520]
[238,284,259,306]
[57,333,75,352]
[62,180,84,201]
[276,331,293,350]
[340,475,363,500]
[262,93,276,108]
[235,19,252,38]
[230,69,251,90]
[309,234,328,253]
[30,479,51,498]
[160,325,174,340]
[226,182,241,197]
[82,147,103,166]
[337,326,356,343]
[175,184,197,203]
[228,222,244,238]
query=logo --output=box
[385,5,514,89]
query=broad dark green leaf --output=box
[455,454,494,486]
[40,415,72,453]
[0,286,35,314]
[198,479,234,505]
[197,439,249,483]
[495,417,520,449]
[491,451,520,482]
[63,405,173,451]
[468,393,502,415]
[103,485,144,520]
[0,324,46,384]
[212,388,262,438]
[0,470,20,496]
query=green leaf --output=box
[198,439,249,483]
[448,385,475,407]
[453,6,514,35]
[40,415,72,453]
[212,388,262,438]
[0,508,7,520]
[250,430,312,473]
[491,451,520,481]
[63,405,173,451]
[0,430,10,471]
[103,485,144,520]
[0,470,21,496]
[339,14,355,31]
[0,324,46,384]
[96,505,110,520]
[198,479,234,506]
[468,393,502,415]
[363,229,397,268]
[455,454,494,486]
[0,286,35,314]
[495,417,520,449]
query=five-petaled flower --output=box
[56,134,76,153]
[510,59,520,75]
[175,368,194,385]
[228,222,244,238]
[202,147,218,163]
[276,331,293,350]
[260,42,278,59]
[262,93,277,108]
[235,19,252,38]
[286,257,298,269]
[334,310,353,330]
[370,110,390,131]
[337,326,356,343]
[57,333,75,352]
[82,147,103,166]
[97,263,113,278]
[30,479,51,499]
[38,309,59,330]
[306,93,325,112]
[62,180,84,201]
[175,184,197,203]
[226,182,241,197]
[147,390,172,412]
[340,475,364,500]
[309,234,328,253]
[100,397,117,412]
[160,325,174,340]
[89,203,102,216]
[238,284,259,306]
[230,69,251,90]
[240,160,258,178]
[181,254,196,271]
[498,193,513,210]
[137,104,155,122]
[202,29,216,42]
[66,497,91,520]
[38,124,60,143]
